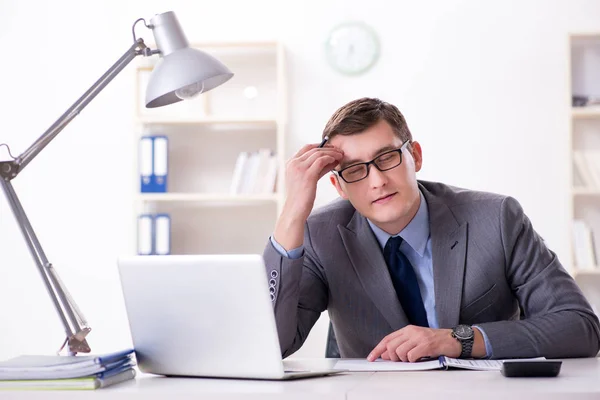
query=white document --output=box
[333,358,443,372]
[333,357,547,372]
[444,357,547,371]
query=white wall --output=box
[0,0,599,360]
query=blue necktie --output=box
[383,236,429,327]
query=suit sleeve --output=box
[262,223,328,358]
[476,197,600,358]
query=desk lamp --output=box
[0,11,233,355]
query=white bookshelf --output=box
[138,117,278,126]
[133,42,286,255]
[139,193,281,203]
[575,269,600,277]
[572,187,600,196]
[569,34,600,313]
[572,106,600,119]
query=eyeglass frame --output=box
[332,139,412,184]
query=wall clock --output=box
[325,21,380,75]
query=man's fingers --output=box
[306,155,338,178]
[407,345,430,363]
[394,339,417,362]
[367,337,392,361]
[386,336,410,362]
[294,143,320,158]
[367,329,407,362]
[296,146,343,163]
[367,343,386,362]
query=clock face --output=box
[325,22,380,75]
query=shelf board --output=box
[138,193,280,203]
[573,187,600,195]
[574,269,600,277]
[137,116,279,126]
[572,106,600,118]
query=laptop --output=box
[117,254,343,380]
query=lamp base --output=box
[67,338,91,354]
[66,327,92,354]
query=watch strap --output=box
[459,337,474,358]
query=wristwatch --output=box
[451,325,474,358]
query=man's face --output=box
[329,119,422,234]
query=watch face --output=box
[325,21,380,75]
[453,325,473,340]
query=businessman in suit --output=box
[263,97,600,361]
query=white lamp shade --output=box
[145,47,234,108]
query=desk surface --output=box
[2,358,599,400]
[350,358,600,400]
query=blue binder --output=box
[152,136,168,193]
[137,214,154,255]
[139,136,153,193]
[154,213,171,255]
[139,136,168,193]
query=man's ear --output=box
[410,141,423,172]
[330,173,349,200]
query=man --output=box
[263,97,600,362]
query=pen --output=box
[318,136,329,148]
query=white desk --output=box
[1,359,369,400]
[2,358,599,400]
[348,358,600,400]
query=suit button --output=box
[269,286,275,294]
[270,270,278,279]
[269,279,276,287]
[270,293,275,301]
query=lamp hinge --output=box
[0,161,20,180]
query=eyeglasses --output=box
[333,140,411,183]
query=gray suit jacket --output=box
[263,180,600,359]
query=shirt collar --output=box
[367,190,430,257]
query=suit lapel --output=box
[421,184,468,329]
[338,212,408,331]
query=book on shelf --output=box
[573,150,600,189]
[229,151,250,195]
[230,149,278,195]
[251,148,274,194]
[572,220,598,270]
[333,356,547,372]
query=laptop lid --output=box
[117,254,289,379]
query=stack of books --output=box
[0,349,136,390]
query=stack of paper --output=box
[0,349,136,390]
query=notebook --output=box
[334,356,547,372]
[0,368,136,390]
[117,254,343,380]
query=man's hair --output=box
[322,97,412,143]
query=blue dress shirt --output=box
[270,191,492,357]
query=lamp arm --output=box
[3,39,150,178]
[0,38,154,354]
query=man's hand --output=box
[273,142,344,251]
[367,325,461,362]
